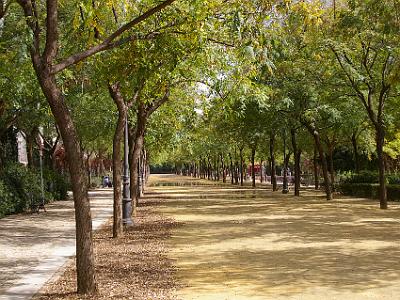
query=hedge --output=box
[0,162,70,218]
[340,170,400,185]
[339,183,400,201]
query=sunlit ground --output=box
[147,174,400,300]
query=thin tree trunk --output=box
[108,83,127,238]
[270,133,277,191]
[220,153,226,183]
[131,132,144,209]
[128,123,136,215]
[291,129,301,197]
[306,125,332,200]
[239,147,244,186]
[313,146,319,190]
[251,147,256,188]
[351,132,360,173]
[328,145,335,192]
[229,153,234,184]
[376,126,387,209]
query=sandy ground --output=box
[149,174,400,300]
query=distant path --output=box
[0,190,113,300]
[149,174,400,300]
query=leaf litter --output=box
[33,197,182,300]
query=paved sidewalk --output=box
[0,189,113,300]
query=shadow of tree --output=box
[150,175,400,299]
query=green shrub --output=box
[339,183,400,201]
[43,169,70,200]
[1,162,43,213]
[387,174,400,184]
[0,180,14,217]
[340,171,400,185]
[387,184,400,200]
[0,163,71,218]
[341,171,379,184]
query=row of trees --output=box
[1,0,399,296]
[157,0,400,208]
[1,0,285,295]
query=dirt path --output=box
[149,175,400,300]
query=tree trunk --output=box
[313,145,319,190]
[235,160,239,184]
[251,147,256,188]
[229,153,234,184]
[376,126,387,209]
[38,72,97,294]
[128,124,136,215]
[220,153,226,183]
[108,83,127,238]
[208,156,212,180]
[239,148,244,186]
[290,129,301,196]
[130,131,145,210]
[351,132,360,173]
[260,160,263,183]
[328,145,335,192]
[306,125,331,200]
[270,134,277,191]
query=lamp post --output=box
[122,117,133,226]
[282,128,289,194]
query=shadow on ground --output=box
[147,174,400,300]
[0,190,113,294]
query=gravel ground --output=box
[33,197,181,300]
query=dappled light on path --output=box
[148,175,400,300]
[0,190,113,298]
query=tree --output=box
[327,0,400,208]
[9,0,178,293]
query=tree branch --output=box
[147,87,170,116]
[17,0,41,57]
[52,0,176,74]
[43,0,58,64]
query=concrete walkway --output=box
[0,189,113,300]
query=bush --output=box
[387,174,400,184]
[340,171,400,185]
[0,163,71,217]
[43,169,70,200]
[1,162,43,213]
[387,184,400,200]
[0,180,14,217]
[339,182,400,201]
[340,170,379,184]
